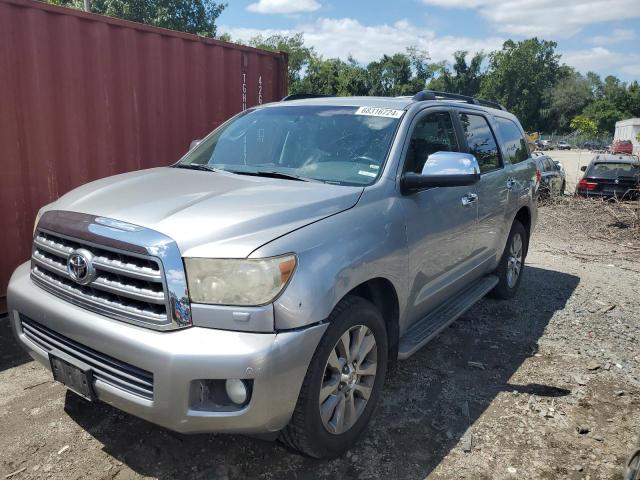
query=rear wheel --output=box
[279,296,388,458]
[490,220,526,299]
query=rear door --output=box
[543,157,562,194]
[455,110,510,268]
[493,115,536,235]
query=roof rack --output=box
[281,93,330,101]
[413,90,506,111]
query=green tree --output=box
[366,50,436,96]
[366,53,414,96]
[577,72,636,134]
[247,33,316,92]
[428,51,485,96]
[544,69,593,132]
[47,0,225,37]
[481,38,561,131]
[570,115,598,138]
[582,99,628,134]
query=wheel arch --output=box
[514,206,532,257]
[343,277,400,366]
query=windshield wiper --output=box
[229,170,315,182]
[174,163,220,172]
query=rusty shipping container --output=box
[0,0,288,311]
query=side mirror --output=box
[580,165,587,172]
[401,152,480,194]
[189,139,202,150]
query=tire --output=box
[627,449,640,480]
[560,181,566,196]
[490,220,527,300]
[279,295,388,458]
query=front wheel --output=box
[279,296,388,458]
[490,220,527,299]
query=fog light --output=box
[225,379,247,405]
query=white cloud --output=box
[247,0,321,15]
[589,28,636,45]
[421,0,640,37]
[222,17,639,81]
[220,18,504,64]
[562,47,640,78]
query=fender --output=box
[250,181,410,331]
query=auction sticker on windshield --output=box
[355,106,404,118]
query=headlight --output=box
[184,255,297,306]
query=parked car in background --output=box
[556,141,571,150]
[577,154,640,199]
[580,140,607,151]
[536,139,551,151]
[532,152,565,197]
[610,140,634,155]
[7,91,538,458]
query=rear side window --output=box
[404,111,459,174]
[544,158,555,171]
[459,113,501,174]
[495,117,530,164]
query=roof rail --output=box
[281,93,330,101]
[413,90,506,111]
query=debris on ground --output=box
[0,201,638,479]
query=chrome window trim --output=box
[33,210,191,331]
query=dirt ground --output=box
[1,200,639,480]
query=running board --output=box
[398,275,499,360]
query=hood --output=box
[47,167,363,258]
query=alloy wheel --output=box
[319,325,378,435]
[506,232,523,288]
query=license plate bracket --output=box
[49,352,96,401]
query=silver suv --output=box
[8,91,537,458]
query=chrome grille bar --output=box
[31,211,191,330]
[31,230,170,326]
[32,266,168,323]
[35,234,163,281]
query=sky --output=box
[218,0,640,82]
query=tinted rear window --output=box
[459,113,502,173]
[588,162,640,179]
[495,117,529,164]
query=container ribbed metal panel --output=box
[0,0,288,310]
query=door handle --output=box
[461,193,478,206]
[506,177,516,190]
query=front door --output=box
[456,111,510,266]
[400,109,480,327]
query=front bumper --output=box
[7,262,327,434]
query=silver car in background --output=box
[8,91,537,458]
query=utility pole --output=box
[83,0,91,12]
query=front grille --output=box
[31,230,168,325]
[20,315,154,400]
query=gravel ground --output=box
[1,201,639,480]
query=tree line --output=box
[45,0,640,136]
[238,34,640,136]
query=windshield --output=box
[589,162,640,179]
[177,105,402,186]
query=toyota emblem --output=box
[67,249,96,285]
